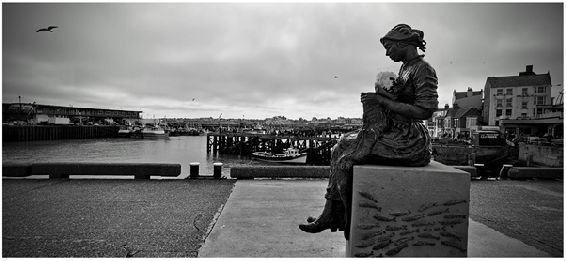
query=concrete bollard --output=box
[499,164,513,179]
[213,162,223,179]
[473,163,485,179]
[189,162,200,179]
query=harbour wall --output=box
[3,125,120,142]
[518,143,563,168]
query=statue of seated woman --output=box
[299,24,439,240]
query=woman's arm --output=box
[361,93,433,120]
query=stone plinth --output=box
[347,161,470,257]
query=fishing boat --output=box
[433,130,510,167]
[141,124,169,139]
[251,147,307,164]
[117,126,133,138]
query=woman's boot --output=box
[299,200,344,233]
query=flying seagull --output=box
[36,26,58,32]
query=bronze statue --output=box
[299,24,439,239]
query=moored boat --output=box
[251,147,307,164]
[118,126,133,138]
[141,124,169,139]
[433,130,510,167]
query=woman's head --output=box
[380,24,426,62]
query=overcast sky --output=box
[3,2,563,120]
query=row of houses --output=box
[426,65,563,140]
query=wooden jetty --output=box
[206,133,339,164]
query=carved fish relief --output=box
[442,199,467,206]
[355,240,376,248]
[359,202,382,212]
[417,232,441,240]
[439,220,464,226]
[385,225,408,231]
[413,241,436,246]
[399,229,420,236]
[372,239,392,251]
[376,232,395,242]
[418,202,438,212]
[426,208,449,216]
[440,231,462,241]
[354,251,374,257]
[358,191,379,204]
[357,224,380,230]
[385,243,409,256]
[393,236,414,246]
[401,214,425,222]
[374,214,396,222]
[361,230,385,241]
[441,240,466,253]
[411,221,436,227]
[389,210,411,217]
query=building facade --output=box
[3,103,142,125]
[483,65,552,127]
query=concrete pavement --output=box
[199,179,552,257]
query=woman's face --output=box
[382,40,405,62]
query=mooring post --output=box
[189,162,200,179]
[213,162,223,179]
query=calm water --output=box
[2,136,266,179]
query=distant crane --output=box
[36,26,58,32]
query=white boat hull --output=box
[251,153,307,164]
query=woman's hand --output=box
[361,92,382,105]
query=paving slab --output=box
[198,179,346,257]
[199,179,552,257]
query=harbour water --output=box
[2,136,270,179]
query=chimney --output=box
[519,65,536,76]
[467,87,473,97]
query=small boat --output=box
[118,126,133,138]
[141,124,169,139]
[251,147,307,164]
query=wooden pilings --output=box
[3,125,121,142]
[206,133,338,165]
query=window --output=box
[536,96,546,105]
[496,109,503,117]
[537,108,544,115]
[466,117,477,128]
[521,113,527,118]
[505,109,512,116]
[496,99,503,107]
[454,119,460,128]
[536,86,545,93]
[521,101,528,109]
[506,98,513,107]
[506,89,513,95]
[496,89,503,95]
[522,88,528,96]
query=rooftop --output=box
[486,73,551,88]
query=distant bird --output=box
[36,26,58,32]
[333,75,339,78]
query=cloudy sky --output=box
[3,2,563,120]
